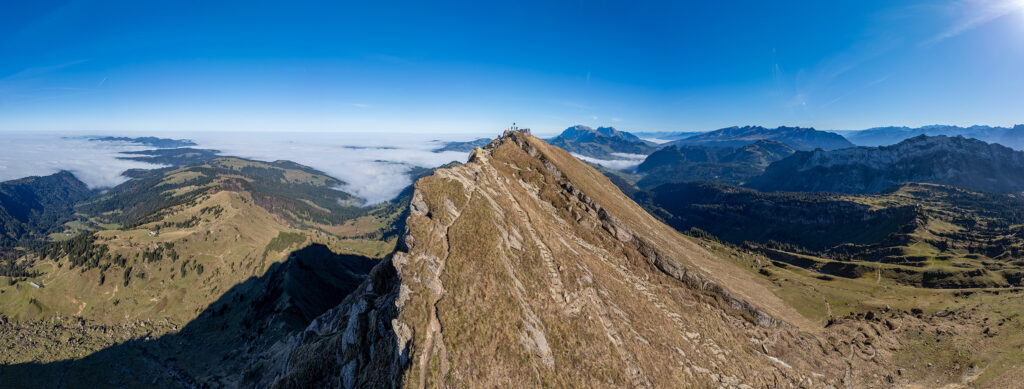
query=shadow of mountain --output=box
[0,243,382,388]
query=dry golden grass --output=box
[275,131,960,387]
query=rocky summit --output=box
[270,131,917,388]
[547,125,657,159]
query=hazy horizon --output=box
[1,121,1022,137]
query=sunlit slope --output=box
[0,156,398,366]
[273,131,913,388]
[519,130,811,328]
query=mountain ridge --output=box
[432,138,492,153]
[85,136,198,148]
[636,140,796,188]
[751,134,1024,194]
[0,171,92,257]
[0,153,404,386]
[842,124,1024,149]
[547,125,657,159]
[670,125,854,151]
[268,130,927,387]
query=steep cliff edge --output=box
[271,131,903,387]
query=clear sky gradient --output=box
[2,0,1023,134]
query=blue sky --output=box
[1,0,1023,134]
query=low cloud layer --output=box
[0,133,166,187]
[1,131,646,204]
[640,138,672,144]
[0,131,493,205]
[185,132,478,204]
[571,152,647,171]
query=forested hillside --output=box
[0,171,92,262]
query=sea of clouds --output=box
[0,131,644,205]
[184,132,476,204]
[0,133,169,187]
[0,131,489,205]
[571,152,647,170]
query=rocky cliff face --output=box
[559,125,643,143]
[548,125,656,159]
[751,135,1024,194]
[271,131,909,388]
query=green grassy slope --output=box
[0,155,409,383]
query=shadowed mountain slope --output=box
[639,181,916,252]
[751,135,1024,194]
[636,140,795,188]
[0,244,376,388]
[638,181,1024,289]
[0,172,92,256]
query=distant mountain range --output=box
[544,124,848,164]
[542,124,1024,166]
[118,147,221,166]
[547,125,657,159]
[839,124,1024,149]
[669,125,854,151]
[635,140,795,188]
[86,136,198,148]
[631,131,705,141]
[433,138,492,153]
[750,135,1024,194]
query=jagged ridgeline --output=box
[547,125,659,159]
[270,131,908,387]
